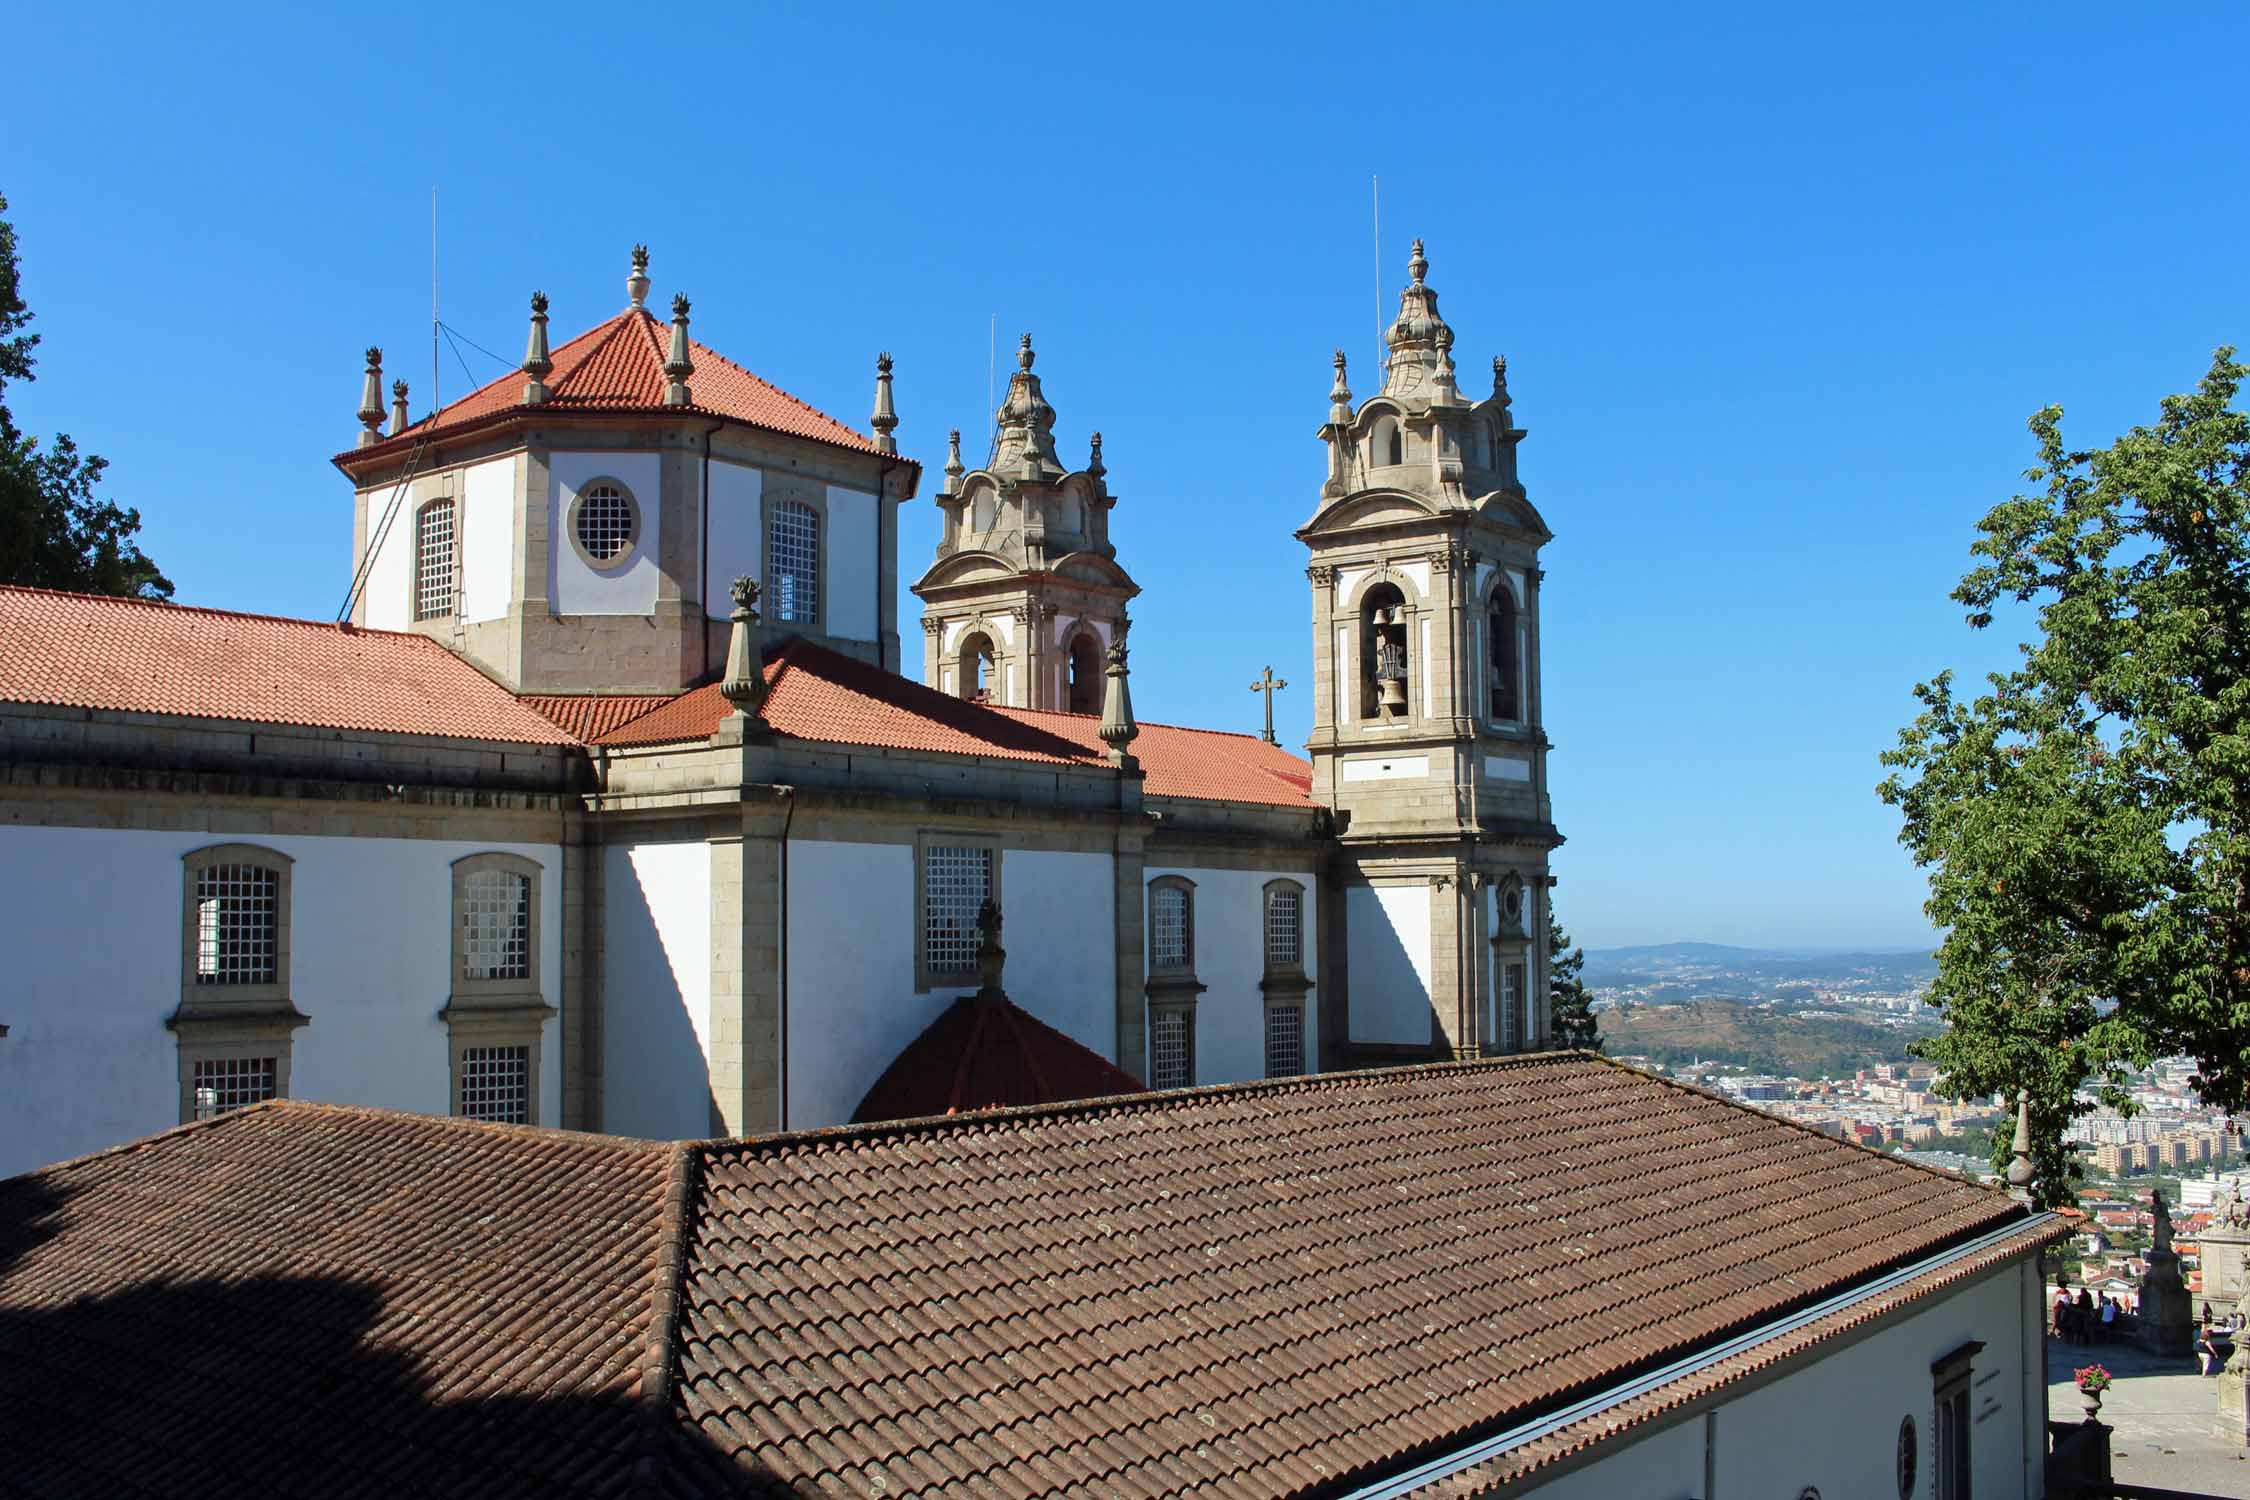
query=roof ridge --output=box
[0,583,442,642]
[685,332,877,445]
[632,1140,702,1497]
[997,700,1308,748]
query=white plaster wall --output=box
[784,843,1116,1131]
[704,460,763,616]
[1144,865,1318,1084]
[359,484,413,631]
[0,826,562,1178]
[825,484,878,642]
[459,455,518,624]
[1514,1416,1702,1500]
[1347,883,1432,1044]
[549,450,663,616]
[602,840,713,1140]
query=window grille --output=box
[1500,962,1524,1051]
[1265,1001,1304,1079]
[924,845,990,978]
[459,1044,532,1125]
[414,499,456,620]
[1265,886,1302,970]
[192,1056,277,1116]
[575,483,635,562]
[770,500,820,622]
[1150,884,1191,971]
[1151,1009,1193,1090]
[462,869,530,981]
[194,864,278,984]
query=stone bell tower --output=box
[1300,240,1563,1065]
[911,335,1139,711]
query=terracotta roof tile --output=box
[341,307,904,467]
[520,692,678,742]
[852,994,1148,1123]
[597,636,1314,806]
[0,585,578,745]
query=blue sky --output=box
[5,5,2244,950]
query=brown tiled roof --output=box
[851,993,1147,1124]
[0,1056,2059,1499]
[0,585,579,745]
[521,692,678,742]
[597,636,1315,806]
[339,307,909,470]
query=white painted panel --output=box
[359,484,413,630]
[987,610,1015,647]
[1485,755,1532,782]
[1342,755,1429,783]
[1004,851,1115,1061]
[459,456,517,624]
[1515,1419,1703,1500]
[550,450,662,616]
[603,840,712,1140]
[1419,615,1432,715]
[825,484,878,642]
[1397,560,1431,597]
[1145,865,1317,1086]
[1504,567,1526,607]
[1346,883,1432,1044]
[1335,626,1349,725]
[705,461,763,616]
[0,826,560,1178]
[1336,566,1369,602]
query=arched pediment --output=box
[913,549,1021,591]
[1474,489,1553,541]
[1301,490,1440,536]
[1048,550,1137,591]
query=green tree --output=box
[1548,914,1600,1050]
[0,193,170,599]
[1879,349,2250,1208]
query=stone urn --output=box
[2081,1388,2104,1423]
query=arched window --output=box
[768,499,821,624]
[969,485,997,534]
[1371,414,1402,468]
[1360,582,1410,721]
[461,866,531,983]
[958,631,996,701]
[1261,878,1312,1078]
[1490,585,1521,721]
[1264,884,1302,971]
[177,844,300,1122]
[1148,879,1194,974]
[414,499,455,621]
[447,853,550,1126]
[1066,632,1102,714]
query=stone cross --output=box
[1249,666,1289,745]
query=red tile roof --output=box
[521,692,677,742]
[340,307,903,468]
[0,585,578,745]
[852,993,1147,1124]
[597,636,1315,806]
[0,1056,2063,1499]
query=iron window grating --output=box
[1150,885,1191,970]
[1265,1001,1304,1079]
[924,845,990,978]
[576,484,635,562]
[1151,1009,1193,1090]
[415,500,456,620]
[193,1056,277,1116]
[460,1044,531,1124]
[1500,962,1524,1050]
[462,869,530,981]
[194,864,278,984]
[1265,887,1302,969]
[770,500,820,622]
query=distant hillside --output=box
[1600,999,1941,1078]
[1581,942,1937,997]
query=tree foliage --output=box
[0,192,171,599]
[1548,913,1600,1050]
[1879,349,2250,1208]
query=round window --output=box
[1503,887,1523,920]
[1896,1415,1916,1499]
[573,482,637,564]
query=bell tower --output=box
[1300,240,1563,1064]
[911,335,1139,711]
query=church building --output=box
[0,242,1560,1176]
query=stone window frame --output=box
[1063,628,1104,714]
[173,844,306,1124]
[441,852,552,1125]
[914,831,1002,993]
[1491,873,1532,1054]
[1260,878,1313,1078]
[1482,569,1524,727]
[765,486,829,628]
[1149,1003,1196,1091]
[413,495,459,622]
[1146,875,1199,980]
[1345,569,1422,725]
[957,625,1000,702]
[565,475,643,573]
[1930,1339,1982,1500]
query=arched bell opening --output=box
[1358,582,1410,722]
[1066,632,1102,714]
[958,631,997,703]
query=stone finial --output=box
[663,293,695,407]
[1408,237,1428,285]
[627,245,651,310]
[1493,354,1510,400]
[974,898,1006,999]
[388,379,410,437]
[719,576,767,715]
[1087,431,1105,479]
[1329,348,1353,414]
[1018,332,1035,371]
[1098,634,1139,768]
[357,347,385,448]
[940,428,964,496]
[1432,324,1459,401]
[523,291,553,405]
[2006,1093,2035,1196]
[870,352,898,455]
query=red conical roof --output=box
[853,993,1146,1124]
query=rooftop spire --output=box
[1380,237,1456,401]
[1087,430,1105,480]
[1098,634,1139,769]
[720,576,768,719]
[523,291,553,406]
[627,245,651,310]
[388,379,410,437]
[870,352,898,455]
[989,331,1062,480]
[356,347,384,448]
[2006,1093,2035,1198]
[940,428,965,496]
[1328,348,1353,423]
[663,293,694,407]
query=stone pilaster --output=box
[706,799,787,1137]
[1113,818,1149,1081]
[560,810,604,1131]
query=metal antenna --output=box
[430,187,440,419]
[1372,174,1383,373]
[988,313,997,435]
